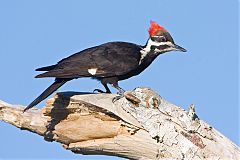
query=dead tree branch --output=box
[0,87,239,159]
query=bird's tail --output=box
[23,79,68,112]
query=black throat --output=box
[118,48,159,81]
[138,49,159,72]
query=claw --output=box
[112,95,124,103]
[93,89,105,93]
[112,91,125,103]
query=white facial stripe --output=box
[140,39,174,64]
[158,41,173,46]
[143,39,173,52]
[88,68,98,75]
[148,39,172,47]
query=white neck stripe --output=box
[139,39,173,64]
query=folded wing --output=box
[36,42,141,79]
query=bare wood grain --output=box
[0,88,239,159]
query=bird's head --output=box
[144,21,186,54]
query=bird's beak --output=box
[173,44,187,52]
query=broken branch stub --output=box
[0,87,239,159]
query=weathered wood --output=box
[0,87,239,159]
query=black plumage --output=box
[23,42,148,112]
[36,42,142,79]
[24,22,186,112]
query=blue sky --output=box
[0,0,238,159]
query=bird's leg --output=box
[114,85,125,95]
[104,83,112,93]
[111,82,125,102]
[93,82,111,93]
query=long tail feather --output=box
[23,79,68,112]
[35,65,56,71]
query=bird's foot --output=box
[112,89,125,103]
[112,94,124,103]
[93,89,105,93]
[93,88,111,93]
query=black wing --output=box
[36,42,142,78]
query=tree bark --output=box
[0,87,239,159]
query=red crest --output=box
[148,21,166,37]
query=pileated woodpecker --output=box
[24,21,186,112]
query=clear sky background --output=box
[0,0,238,159]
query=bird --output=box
[23,21,186,112]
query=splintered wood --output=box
[0,88,239,159]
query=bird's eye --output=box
[151,36,166,42]
[159,36,166,42]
